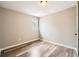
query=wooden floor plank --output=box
[1,40,77,57]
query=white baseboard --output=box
[43,39,77,51]
[0,39,39,54]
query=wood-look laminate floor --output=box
[1,40,77,57]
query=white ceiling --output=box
[0,1,77,17]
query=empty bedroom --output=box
[0,1,78,57]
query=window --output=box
[32,17,38,31]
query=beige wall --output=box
[0,12,1,48]
[0,7,38,49]
[40,7,76,48]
